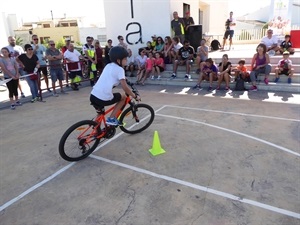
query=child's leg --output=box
[110,94,126,118]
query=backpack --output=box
[235,75,245,91]
[211,40,221,51]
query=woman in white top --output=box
[135,48,147,83]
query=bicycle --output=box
[58,81,155,161]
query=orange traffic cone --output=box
[149,131,166,156]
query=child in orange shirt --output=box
[233,59,250,82]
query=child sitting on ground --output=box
[274,51,294,84]
[279,35,295,55]
[232,59,250,82]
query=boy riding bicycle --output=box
[90,46,141,126]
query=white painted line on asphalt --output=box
[89,154,300,219]
[0,104,168,212]
[0,163,75,212]
[156,113,300,157]
[164,105,300,122]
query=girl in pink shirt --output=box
[152,52,165,80]
[139,52,155,85]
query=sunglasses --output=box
[87,40,92,42]
[33,38,38,41]
[120,39,124,41]
[50,44,55,46]
[27,48,33,51]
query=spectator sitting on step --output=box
[216,54,232,91]
[145,41,154,56]
[170,36,183,62]
[153,36,164,54]
[163,36,173,64]
[138,51,155,85]
[152,52,165,80]
[274,51,294,84]
[170,40,194,80]
[279,35,295,55]
[192,58,218,91]
[260,29,280,55]
[135,48,147,83]
[232,59,250,82]
[124,48,135,77]
[249,43,272,91]
[195,38,209,74]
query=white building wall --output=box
[79,27,107,44]
[103,0,199,57]
[0,13,18,47]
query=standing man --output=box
[6,36,26,98]
[222,11,236,50]
[83,36,97,86]
[61,38,71,87]
[31,34,51,92]
[45,40,65,96]
[183,11,195,41]
[171,11,185,44]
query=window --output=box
[43,24,50,28]
[41,37,50,44]
[70,22,78,27]
[61,23,69,27]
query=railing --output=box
[208,26,300,44]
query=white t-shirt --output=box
[135,55,147,66]
[126,54,135,66]
[64,49,82,71]
[6,45,24,68]
[173,43,183,52]
[261,36,278,48]
[91,63,125,101]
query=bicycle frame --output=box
[78,94,135,144]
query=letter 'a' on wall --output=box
[103,0,199,56]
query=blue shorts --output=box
[50,68,64,82]
[224,30,234,39]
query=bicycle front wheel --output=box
[119,103,155,134]
[58,120,101,161]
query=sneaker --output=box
[288,78,292,84]
[21,92,25,98]
[151,76,155,80]
[106,117,123,126]
[47,88,52,92]
[11,104,16,110]
[264,78,269,85]
[15,101,22,106]
[157,75,161,80]
[30,98,36,103]
[35,96,40,101]
[170,73,176,79]
[216,86,220,90]
[207,86,213,91]
[192,84,201,90]
[225,86,230,91]
[250,85,257,91]
[274,77,279,83]
[53,92,59,97]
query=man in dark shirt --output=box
[183,11,195,41]
[171,11,185,44]
[171,40,195,80]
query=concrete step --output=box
[166,64,300,73]
[208,56,300,65]
[162,70,300,83]
[127,77,300,93]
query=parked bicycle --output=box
[58,80,155,161]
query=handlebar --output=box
[126,79,140,99]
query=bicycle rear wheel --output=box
[119,103,155,134]
[59,120,101,161]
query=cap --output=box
[151,35,157,38]
[283,51,290,55]
[65,38,70,41]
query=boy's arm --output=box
[120,79,140,100]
